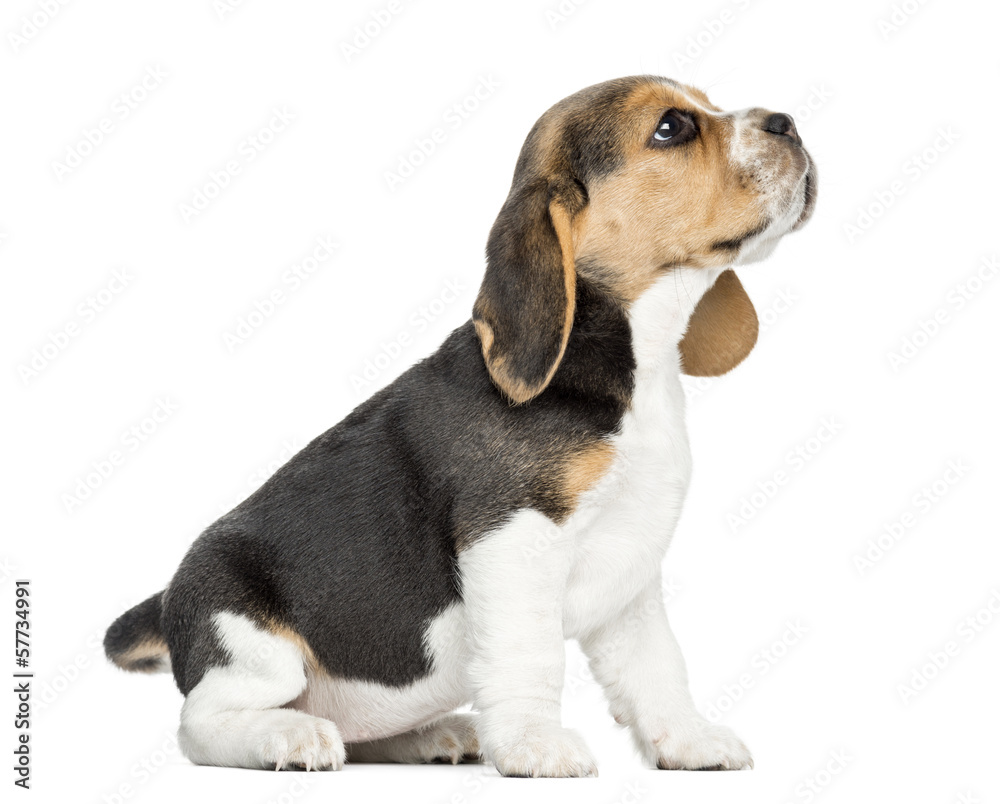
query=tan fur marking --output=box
[486,361,547,407]
[265,621,320,672]
[478,75,806,396]
[560,441,615,511]
[490,375,536,407]
[533,111,571,172]
[574,82,765,302]
[110,637,169,672]
[474,318,494,358]
[547,199,578,380]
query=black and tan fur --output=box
[105,75,816,771]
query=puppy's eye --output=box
[654,113,682,141]
[650,110,695,147]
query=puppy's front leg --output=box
[459,510,596,778]
[579,575,753,771]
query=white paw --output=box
[653,720,752,771]
[416,714,480,764]
[487,724,597,778]
[260,716,346,771]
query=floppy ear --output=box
[679,269,759,376]
[473,179,583,404]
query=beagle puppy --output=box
[106,75,815,777]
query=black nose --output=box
[762,112,800,144]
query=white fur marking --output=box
[562,268,721,635]
[178,613,345,770]
[728,108,811,265]
[460,509,597,777]
[292,603,471,743]
[174,270,759,774]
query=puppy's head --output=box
[474,75,817,402]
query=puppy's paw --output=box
[653,720,752,771]
[487,724,597,778]
[415,714,480,764]
[260,715,346,771]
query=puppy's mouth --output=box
[742,144,817,245]
[718,150,816,268]
[729,153,817,248]
[791,156,818,231]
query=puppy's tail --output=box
[104,591,171,674]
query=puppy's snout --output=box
[762,112,800,145]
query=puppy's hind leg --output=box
[178,612,345,771]
[346,713,480,764]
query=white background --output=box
[3,0,999,802]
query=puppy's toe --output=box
[418,714,481,764]
[489,724,597,778]
[654,720,752,771]
[260,715,345,771]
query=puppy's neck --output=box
[548,268,725,402]
[628,267,725,367]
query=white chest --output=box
[562,270,722,636]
